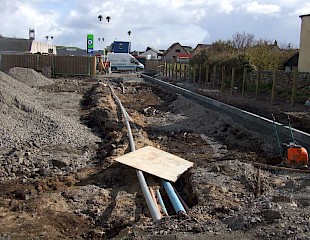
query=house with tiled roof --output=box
[162,42,193,63]
[193,44,211,55]
[283,52,299,72]
[139,47,164,60]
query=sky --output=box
[1,0,310,51]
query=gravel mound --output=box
[8,67,54,87]
[0,71,101,180]
[0,71,98,149]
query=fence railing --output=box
[0,54,96,76]
[154,62,309,108]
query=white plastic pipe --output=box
[109,85,161,221]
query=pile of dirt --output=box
[8,67,54,87]
[0,70,100,180]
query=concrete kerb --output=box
[141,74,310,152]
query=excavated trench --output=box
[79,78,266,237]
[82,81,200,216]
[2,72,310,239]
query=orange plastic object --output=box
[287,147,309,165]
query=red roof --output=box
[178,53,192,58]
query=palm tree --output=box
[128,31,131,36]
[106,16,111,23]
[98,15,103,21]
[45,36,48,41]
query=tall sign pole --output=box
[87,34,94,55]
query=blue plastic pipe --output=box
[156,189,168,216]
[162,180,186,214]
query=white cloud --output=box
[243,1,281,15]
[218,0,235,13]
[0,0,306,50]
[293,3,310,16]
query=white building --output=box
[298,14,310,72]
[139,47,163,60]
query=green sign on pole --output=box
[87,34,94,54]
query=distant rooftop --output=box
[300,14,310,18]
[0,37,32,53]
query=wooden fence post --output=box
[179,63,182,81]
[91,56,96,76]
[231,67,235,95]
[199,64,202,83]
[205,64,209,87]
[168,63,171,79]
[213,65,217,88]
[271,67,277,104]
[221,66,225,93]
[291,68,298,107]
[255,69,261,99]
[242,68,246,97]
[193,65,196,83]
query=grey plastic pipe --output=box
[109,85,161,221]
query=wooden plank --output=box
[115,146,193,182]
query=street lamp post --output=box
[45,36,54,54]
[45,36,54,43]
[98,15,110,54]
[98,15,111,73]
[128,31,131,53]
[98,37,105,59]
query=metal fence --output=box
[0,54,96,76]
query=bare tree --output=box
[232,32,255,50]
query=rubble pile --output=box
[0,70,100,180]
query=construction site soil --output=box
[0,68,310,240]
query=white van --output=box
[107,53,144,72]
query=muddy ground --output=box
[0,71,310,239]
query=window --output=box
[175,49,180,53]
[119,43,123,49]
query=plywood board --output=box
[115,146,193,182]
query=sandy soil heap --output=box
[8,67,54,87]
